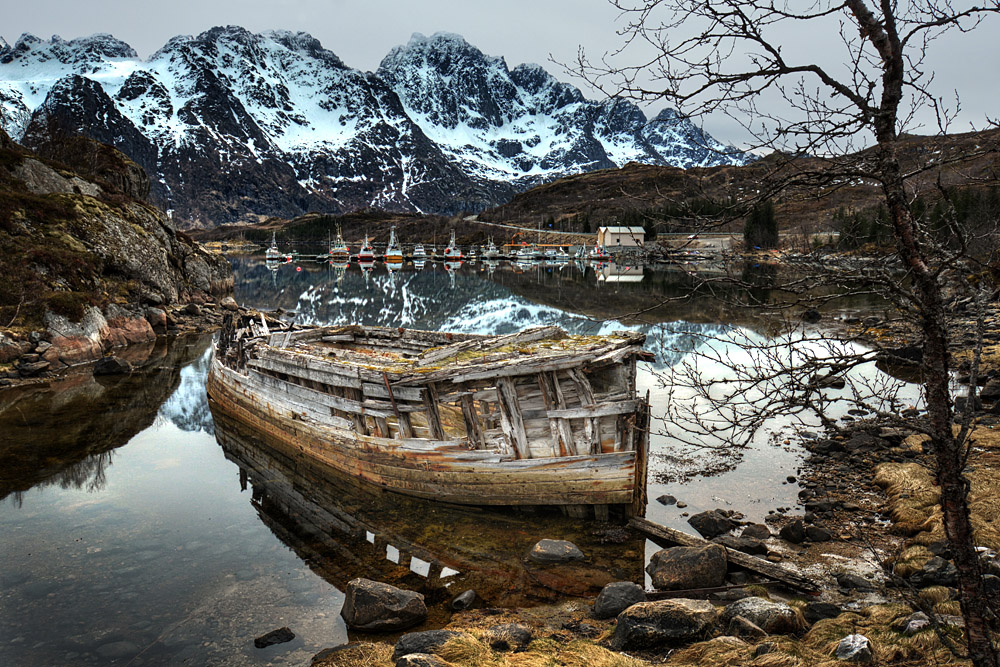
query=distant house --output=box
[597,226,646,248]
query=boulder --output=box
[254,626,294,648]
[593,581,646,620]
[720,597,800,635]
[611,599,717,650]
[484,623,532,652]
[145,307,167,334]
[979,379,1000,402]
[340,578,427,632]
[220,296,239,311]
[803,601,842,625]
[834,634,873,662]
[835,572,873,591]
[528,539,584,564]
[687,509,736,539]
[17,359,50,377]
[392,630,463,660]
[646,545,728,590]
[779,520,805,544]
[0,335,32,363]
[657,494,677,506]
[741,523,771,540]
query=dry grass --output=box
[312,642,393,666]
[874,425,1000,551]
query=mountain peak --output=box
[5,32,137,64]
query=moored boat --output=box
[357,234,375,262]
[208,313,652,519]
[385,226,403,263]
[483,238,500,260]
[330,225,350,261]
[265,232,281,261]
[443,230,462,260]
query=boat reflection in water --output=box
[209,408,644,610]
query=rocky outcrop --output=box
[0,128,232,376]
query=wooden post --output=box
[629,391,650,518]
[460,394,484,449]
[423,383,446,441]
[536,373,564,457]
[570,368,600,454]
[345,387,368,435]
[497,377,531,459]
[397,412,414,439]
[550,371,578,456]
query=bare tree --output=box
[572,1,1000,664]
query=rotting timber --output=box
[207,311,653,519]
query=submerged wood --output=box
[209,311,651,518]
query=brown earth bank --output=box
[0,128,233,386]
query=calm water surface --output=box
[0,257,915,665]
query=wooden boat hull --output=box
[207,362,641,509]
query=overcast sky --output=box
[4,0,997,147]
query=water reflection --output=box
[211,409,644,609]
[0,336,212,503]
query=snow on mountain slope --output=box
[0,27,746,226]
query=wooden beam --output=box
[423,383,446,441]
[569,368,600,454]
[545,399,641,420]
[496,377,532,459]
[460,394,485,449]
[550,371,578,456]
[628,517,820,592]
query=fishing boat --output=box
[412,243,428,261]
[483,238,500,260]
[265,232,281,261]
[207,312,652,519]
[443,230,462,260]
[357,234,375,262]
[385,226,403,264]
[330,225,350,261]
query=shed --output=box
[597,226,646,249]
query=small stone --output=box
[484,623,532,653]
[727,615,767,640]
[657,494,677,506]
[835,572,873,591]
[17,360,50,377]
[805,525,832,542]
[254,627,295,648]
[183,303,201,316]
[528,539,585,564]
[687,509,737,539]
[450,589,476,611]
[834,633,873,662]
[676,501,688,508]
[34,341,52,354]
[392,630,463,660]
[803,601,842,625]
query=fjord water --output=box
[1,257,911,665]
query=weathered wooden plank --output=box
[447,354,597,384]
[569,368,600,454]
[362,382,424,402]
[423,383,446,441]
[497,377,531,460]
[250,368,396,419]
[249,355,363,389]
[550,371,579,456]
[545,399,641,420]
[629,517,820,592]
[396,412,414,439]
[321,334,357,343]
[460,395,485,450]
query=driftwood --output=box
[629,517,820,593]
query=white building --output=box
[597,226,646,249]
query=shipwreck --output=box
[207,311,652,519]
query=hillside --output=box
[482,128,1000,236]
[0,128,232,377]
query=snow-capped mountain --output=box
[0,28,746,227]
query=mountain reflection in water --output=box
[211,409,644,610]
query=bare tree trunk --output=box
[881,143,999,666]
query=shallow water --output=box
[0,257,915,665]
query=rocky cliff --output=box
[0,127,232,379]
[0,28,746,227]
